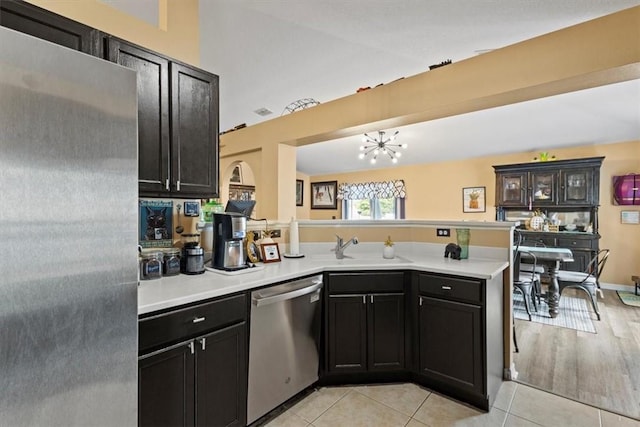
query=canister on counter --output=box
[140,250,163,280]
[161,247,181,276]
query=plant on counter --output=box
[383,235,395,259]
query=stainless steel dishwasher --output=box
[247,274,323,424]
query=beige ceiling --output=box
[198,1,640,175]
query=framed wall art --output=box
[296,179,304,206]
[311,180,337,209]
[260,243,281,263]
[462,186,486,213]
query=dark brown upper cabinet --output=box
[106,38,219,198]
[494,157,603,208]
[0,0,101,56]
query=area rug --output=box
[513,292,597,333]
[617,291,640,308]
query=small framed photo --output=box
[311,180,338,209]
[260,243,281,263]
[296,179,304,206]
[463,186,486,213]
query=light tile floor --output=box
[262,382,640,427]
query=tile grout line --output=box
[307,387,353,425]
[350,388,413,422]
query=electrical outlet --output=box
[270,229,281,238]
[436,228,451,237]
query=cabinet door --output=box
[106,39,171,195]
[530,170,557,205]
[418,296,483,396]
[0,0,100,55]
[139,343,195,427]
[195,323,247,427]
[368,293,405,371]
[328,294,367,373]
[171,62,219,198]
[496,172,527,206]
[560,168,594,205]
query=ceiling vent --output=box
[253,107,273,116]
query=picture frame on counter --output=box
[260,243,281,263]
[296,179,304,206]
[462,186,486,213]
[311,180,338,209]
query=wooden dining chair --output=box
[557,249,610,321]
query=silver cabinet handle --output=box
[419,296,423,306]
[370,295,373,304]
[188,342,195,354]
[441,285,452,290]
[199,338,206,351]
[165,179,170,190]
[193,317,206,323]
[176,180,181,191]
[362,295,366,304]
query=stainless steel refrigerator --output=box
[0,27,139,426]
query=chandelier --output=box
[358,130,407,164]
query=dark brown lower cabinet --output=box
[139,322,246,427]
[138,294,248,427]
[412,271,504,411]
[195,324,247,427]
[327,293,405,373]
[326,272,406,375]
[418,296,483,396]
[139,344,194,427]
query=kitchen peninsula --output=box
[138,220,513,426]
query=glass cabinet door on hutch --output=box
[530,171,556,205]
[560,169,593,205]
[497,173,527,206]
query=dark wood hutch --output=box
[493,156,604,272]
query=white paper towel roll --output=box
[289,218,300,255]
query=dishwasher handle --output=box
[253,280,322,307]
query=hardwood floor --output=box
[513,288,640,420]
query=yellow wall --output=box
[221,6,639,223]
[308,140,640,287]
[26,0,200,65]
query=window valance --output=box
[337,180,406,200]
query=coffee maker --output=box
[211,212,248,270]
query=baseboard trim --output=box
[600,282,635,292]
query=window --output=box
[338,180,406,220]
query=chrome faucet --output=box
[333,234,358,259]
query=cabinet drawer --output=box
[139,293,247,353]
[521,236,556,247]
[328,272,405,294]
[557,238,594,249]
[418,273,482,304]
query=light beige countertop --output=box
[138,245,508,315]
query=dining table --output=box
[517,245,574,318]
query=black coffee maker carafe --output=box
[211,212,248,270]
